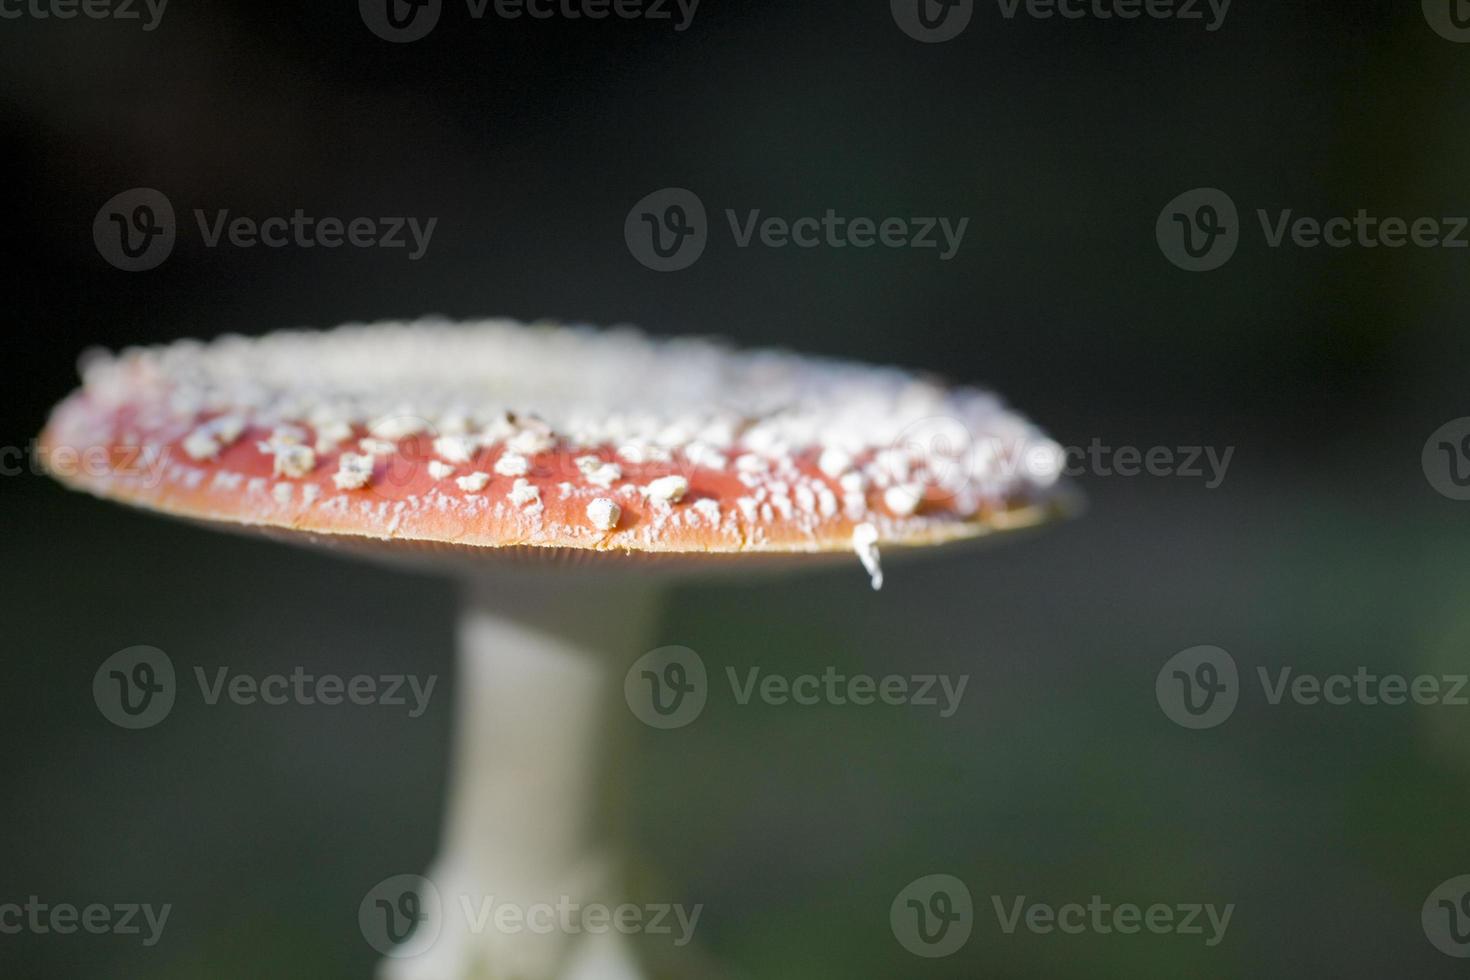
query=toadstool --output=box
[39,317,1072,978]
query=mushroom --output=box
[38,318,1072,979]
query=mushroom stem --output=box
[381,574,660,980]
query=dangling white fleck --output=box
[333,453,375,490]
[586,497,621,530]
[457,471,491,493]
[853,522,883,591]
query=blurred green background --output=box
[6,1,1470,976]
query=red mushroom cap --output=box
[39,319,1072,576]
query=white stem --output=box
[381,575,659,980]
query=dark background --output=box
[6,1,1470,977]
